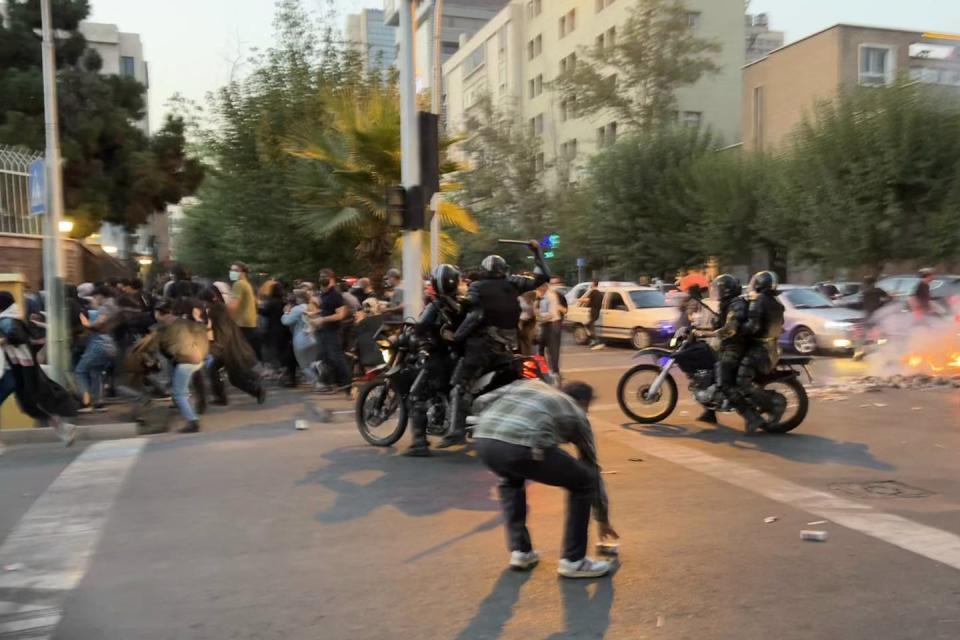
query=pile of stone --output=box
[809,374,960,400]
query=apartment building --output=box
[79,22,150,135]
[744,25,960,152]
[346,9,397,73]
[442,0,745,180]
[745,13,784,63]
[384,0,510,95]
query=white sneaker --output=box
[509,550,540,571]
[590,343,606,350]
[557,557,611,578]
[59,422,78,447]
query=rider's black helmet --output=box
[431,264,461,297]
[749,271,779,293]
[480,255,508,279]
[712,274,741,301]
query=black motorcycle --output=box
[616,330,811,433]
[355,322,554,446]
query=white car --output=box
[565,285,678,349]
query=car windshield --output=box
[629,290,668,308]
[784,289,833,309]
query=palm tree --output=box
[285,83,476,283]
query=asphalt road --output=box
[1,343,958,639]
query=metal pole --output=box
[40,0,68,383]
[399,0,424,320]
[429,0,444,271]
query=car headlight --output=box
[825,321,853,330]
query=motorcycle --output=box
[355,322,554,446]
[616,330,811,433]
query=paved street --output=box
[1,343,959,639]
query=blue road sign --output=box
[29,159,46,215]
[576,257,586,268]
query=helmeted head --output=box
[749,271,779,294]
[712,274,741,302]
[480,255,508,279]
[431,264,461,297]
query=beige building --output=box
[441,0,745,181]
[744,24,960,152]
[79,21,150,135]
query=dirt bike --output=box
[355,322,553,446]
[616,330,811,433]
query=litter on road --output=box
[764,516,778,524]
[807,520,828,526]
[294,419,309,431]
[3,563,24,572]
[801,530,829,542]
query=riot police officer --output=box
[693,274,748,425]
[403,264,464,457]
[442,242,550,447]
[736,271,786,434]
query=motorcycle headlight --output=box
[825,321,853,330]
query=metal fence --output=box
[0,145,43,235]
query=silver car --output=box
[778,286,865,355]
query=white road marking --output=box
[598,419,960,572]
[0,438,147,638]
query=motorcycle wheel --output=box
[761,378,808,433]
[617,364,678,424]
[355,378,408,446]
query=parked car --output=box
[564,282,637,306]
[814,281,861,300]
[565,285,677,349]
[778,286,865,355]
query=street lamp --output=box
[102,245,118,255]
[57,219,73,234]
[137,256,153,266]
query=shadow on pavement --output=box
[547,567,617,639]
[405,514,502,564]
[300,446,500,523]
[454,569,533,640]
[622,421,895,471]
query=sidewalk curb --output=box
[0,422,140,445]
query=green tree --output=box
[0,0,201,237]
[777,80,960,270]
[582,126,718,278]
[553,0,721,131]
[452,95,554,269]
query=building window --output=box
[464,45,486,76]
[442,41,459,56]
[559,9,575,38]
[596,0,615,11]
[527,35,542,60]
[529,113,544,136]
[527,0,542,19]
[597,122,617,148]
[680,111,702,127]
[607,27,616,49]
[498,26,507,53]
[686,11,701,30]
[529,74,543,98]
[560,52,577,75]
[533,152,545,173]
[120,55,136,77]
[560,95,577,121]
[860,45,895,86]
[499,63,508,94]
[561,139,578,160]
[596,34,605,54]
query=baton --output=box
[497,239,532,246]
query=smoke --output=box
[865,304,960,377]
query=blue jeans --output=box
[172,362,202,423]
[317,330,350,386]
[0,369,16,406]
[75,336,117,405]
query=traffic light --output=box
[385,185,425,229]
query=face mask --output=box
[229,270,240,282]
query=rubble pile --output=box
[809,374,960,400]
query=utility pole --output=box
[399,0,424,320]
[429,0,444,272]
[40,0,68,383]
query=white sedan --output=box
[565,285,678,349]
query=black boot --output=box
[742,409,766,436]
[437,388,467,448]
[696,408,718,424]
[178,420,200,434]
[402,412,431,457]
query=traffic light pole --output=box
[399,0,424,320]
[429,0,444,272]
[40,0,68,383]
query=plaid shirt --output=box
[473,379,609,523]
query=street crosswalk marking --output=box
[0,438,147,638]
[598,419,960,573]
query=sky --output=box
[86,0,960,132]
